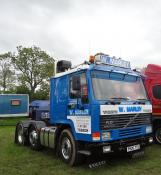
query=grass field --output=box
[1,126,161,175]
[0,117,27,126]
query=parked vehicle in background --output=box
[15,54,153,166]
[0,94,29,117]
[141,64,161,144]
[29,100,50,120]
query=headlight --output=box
[146,126,152,134]
[149,137,153,143]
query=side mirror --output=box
[72,76,81,91]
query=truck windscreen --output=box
[91,70,147,101]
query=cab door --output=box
[152,84,161,115]
[67,72,91,135]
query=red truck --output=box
[141,64,161,144]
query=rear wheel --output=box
[59,129,84,166]
[154,127,161,144]
[28,125,42,150]
[15,123,27,145]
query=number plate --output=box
[127,144,140,152]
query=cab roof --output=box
[146,64,161,73]
[142,64,161,79]
[52,63,139,79]
[52,53,139,79]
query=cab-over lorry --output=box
[141,64,161,144]
[15,53,153,166]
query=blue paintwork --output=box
[50,76,68,124]
[0,94,29,117]
[30,100,50,110]
[50,63,151,142]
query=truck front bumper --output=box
[81,135,153,156]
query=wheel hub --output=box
[18,134,23,144]
[61,137,72,160]
[17,125,23,144]
[156,128,161,144]
[29,130,38,146]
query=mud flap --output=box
[131,150,145,159]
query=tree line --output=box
[0,46,55,101]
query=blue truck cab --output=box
[15,53,153,166]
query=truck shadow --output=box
[36,147,147,170]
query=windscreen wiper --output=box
[135,98,148,104]
[104,100,118,105]
[109,97,130,100]
[136,98,148,101]
[105,97,129,105]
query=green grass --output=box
[0,117,27,126]
[1,127,161,175]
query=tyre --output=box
[59,129,84,166]
[28,125,42,150]
[154,127,161,144]
[15,123,28,146]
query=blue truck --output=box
[0,94,29,117]
[15,53,153,166]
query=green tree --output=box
[12,46,54,99]
[14,84,31,95]
[0,52,15,93]
[33,81,50,100]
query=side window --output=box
[11,99,21,106]
[69,73,88,103]
[69,75,80,99]
[153,85,161,100]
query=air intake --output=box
[57,60,72,73]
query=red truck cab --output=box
[142,64,161,143]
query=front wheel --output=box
[154,127,161,144]
[59,129,84,166]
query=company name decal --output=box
[69,109,89,116]
[101,105,152,115]
[67,116,91,134]
[119,106,142,113]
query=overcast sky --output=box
[0,0,161,68]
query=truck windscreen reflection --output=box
[91,71,147,101]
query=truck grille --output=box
[100,113,151,130]
[119,127,142,137]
